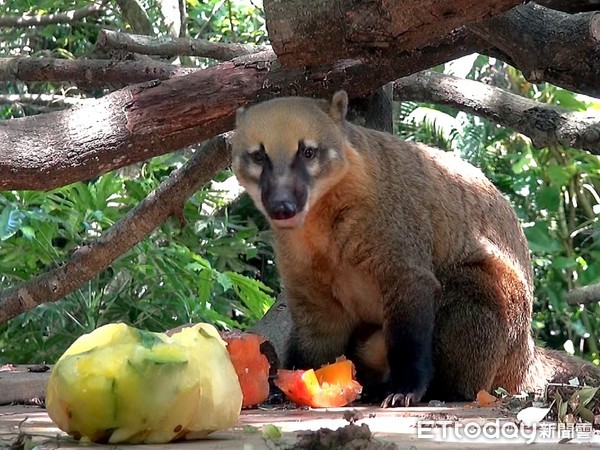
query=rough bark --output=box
[249,294,291,364]
[0,29,480,191]
[394,71,600,155]
[0,0,108,28]
[3,6,600,99]
[263,0,521,68]
[471,4,600,97]
[0,29,478,88]
[0,57,198,89]
[95,29,270,61]
[0,134,232,324]
[0,57,260,191]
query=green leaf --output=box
[0,205,25,241]
[512,153,533,174]
[524,222,562,253]
[20,226,36,240]
[577,406,595,423]
[262,424,282,440]
[551,256,577,270]
[574,386,599,408]
[537,185,561,212]
[547,164,576,187]
[216,272,233,291]
[137,329,163,349]
[551,89,589,111]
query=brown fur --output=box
[231,91,600,405]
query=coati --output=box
[231,90,600,407]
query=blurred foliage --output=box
[0,1,599,366]
[397,56,600,363]
[0,0,273,364]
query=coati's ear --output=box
[235,106,247,126]
[329,90,348,124]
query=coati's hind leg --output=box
[428,261,523,401]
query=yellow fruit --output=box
[46,322,242,444]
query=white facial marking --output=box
[327,148,339,160]
[303,139,318,149]
[246,163,262,179]
[248,143,262,152]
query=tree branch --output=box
[95,29,269,61]
[0,57,198,88]
[0,134,232,325]
[394,70,600,155]
[5,5,600,100]
[567,284,600,305]
[0,0,108,28]
[263,0,521,68]
[0,30,480,191]
[470,4,600,98]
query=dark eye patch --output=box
[249,144,267,164]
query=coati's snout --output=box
[260,156,309,228]
[231,91,352,229]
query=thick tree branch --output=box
[4,5,600,100]
[0,57,198,88]
[262,0,600,99]
[0,0,108,28]
[394,71,600,155]
[567,284,600,305]
[263,0,521,68]
[0,134,232,325]
[0,30,480,191]
[95,29,269,61]
[470,4,600,97]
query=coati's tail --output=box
[524,347,600,392]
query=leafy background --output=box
[0,0,599,366]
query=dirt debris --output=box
[292,423,396,449]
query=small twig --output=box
[567,284,600,305]
[195,0,226,37]
[0,134,232,324]
[95,29,269,60]
[0,0,109,28]
[226,0,237,43]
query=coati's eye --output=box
[299,140,318,160]
[250,146,266,164]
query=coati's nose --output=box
[269,201,298,220]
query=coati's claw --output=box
[380,392,420,408]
